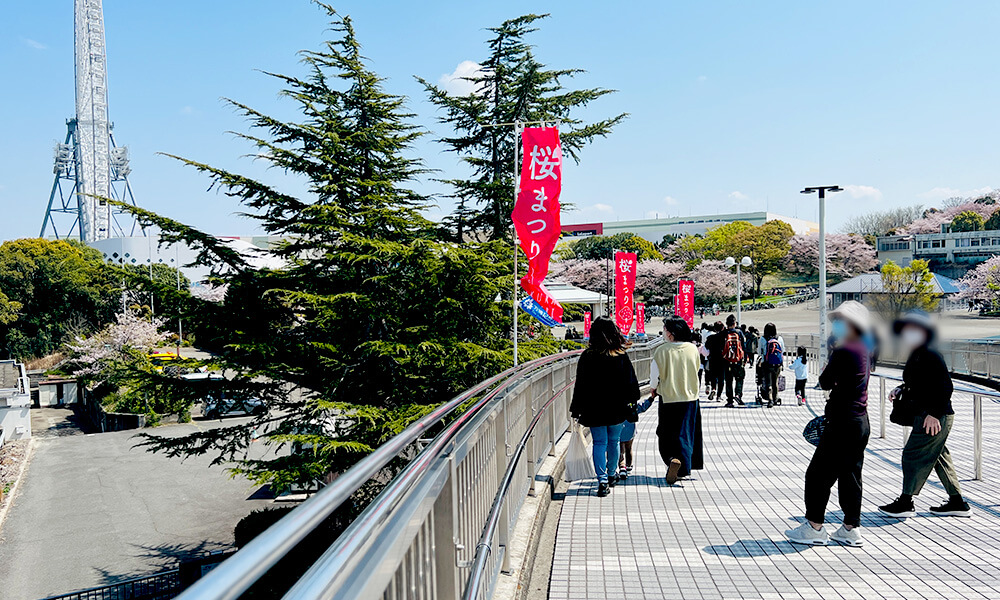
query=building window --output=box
[956,238,971,248]
[880,241,910,251]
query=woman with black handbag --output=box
[878,311,972,518]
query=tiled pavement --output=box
[550,369,1000,600]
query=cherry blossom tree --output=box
[67,311,169,378]
[782,233,877,280]
[900,199,997,234]
[686,260,752,304]
[958,255,1000,302]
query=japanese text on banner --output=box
[636,303,646,336]
[511,126,564,321]
[583,312,592,339]
[614,251,637,335]
[677,279,695,329]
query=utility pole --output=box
[800,186,843,366]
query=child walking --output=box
[618,396,654,479]
[791,347,808,406]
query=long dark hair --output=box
[587,316,627,356]
[663,316,693,343]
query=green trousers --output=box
[902,414,962,497]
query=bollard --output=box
[974,394,983,481]
[879,377,886,439]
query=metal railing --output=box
[42,570,180,600]
[177,341,659,600]
[870,372,988,480]
[784,333,990,481]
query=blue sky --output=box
[2,1,999,242]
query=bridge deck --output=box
[550,372,1000,600]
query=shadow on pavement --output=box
[93,540,232,585]
[704,538,812,557]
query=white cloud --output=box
[728,191,749,201]
[918,186,993,201]
[697,75,707,83]
[439,60,483,96]
[664,196,679,206]
[918,187,960,201]
[843,185,883,201]
[591,203,614,213]
[179,106,196,116]
[22,38,46,50]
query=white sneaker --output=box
[830,525,864,547]
[784,521,828,546]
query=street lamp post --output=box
[800,185,843,366]
[725,256,753,326]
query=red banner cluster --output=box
[614,251,637,335]
[677,279,695,329]
[512,126,564,322]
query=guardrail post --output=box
[433,455,460,600]
[974,394,983,481]
[879,377,886,440]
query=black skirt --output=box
[656,400,703,477]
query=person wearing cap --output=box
[878,310,972,518]
[785,300,872,547]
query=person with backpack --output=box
[650,316,703,484]
[785,301,872,547]
[721,314,747,407]
[758,322,785,408]
[569,316,641,497]
[878,310,972,518]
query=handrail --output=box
[869,371,989,480]
[176,350,578,600]
[461,379,575,600]
[282,349,586,600]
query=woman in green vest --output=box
[649,316,704,484]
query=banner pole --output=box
[512,121,521,367]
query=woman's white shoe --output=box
[784,522,829,546]
[830,525,864,547]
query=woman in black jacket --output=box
[879,310,972,518]
[570,316,640,497]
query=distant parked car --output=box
[182,373,266,419]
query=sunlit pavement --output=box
[550,369,1000,600]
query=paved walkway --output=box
[551,370,1000,600]
[0,417,274,600]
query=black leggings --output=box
[795,379,807,398]
[805,415,870,527]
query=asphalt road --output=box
[0,417,275,600]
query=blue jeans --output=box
[590,423,624,483]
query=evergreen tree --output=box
[419,14,627,242]
[124,6,561,491]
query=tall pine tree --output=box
[419,14,627,242]
[125,5,561,491]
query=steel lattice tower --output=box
[41,0,141,242]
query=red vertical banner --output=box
[677,279,695,329]
[614,251,637,335]
[636,303,646,337]
[511,126,563,322]
[583,312,592,339]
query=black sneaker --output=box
[608,474,619,487]
[597,482,610,497]
[879,496,916,518]
[725,401,734,408]
[618,469,628,481]
[930,498,972,517]
[735,397,745,406]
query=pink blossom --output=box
[782,234,877,279]
[957,255,1000,300]
[900,200,997,235]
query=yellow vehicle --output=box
[149,351,181,373]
